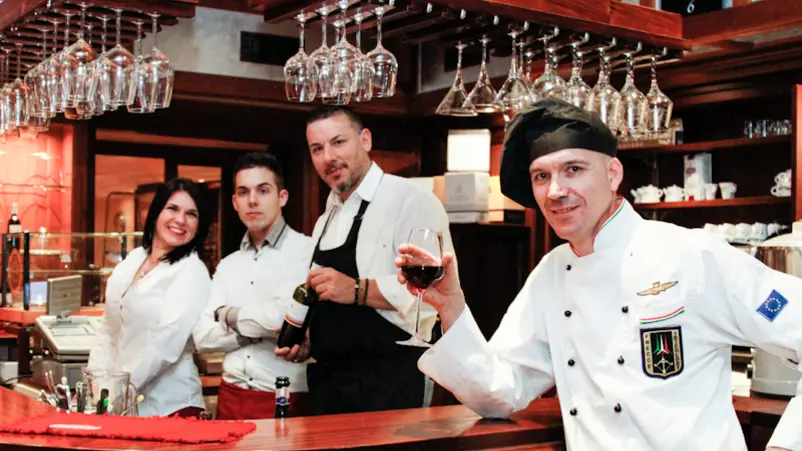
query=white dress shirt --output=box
[313,162,453,341]
[88,247,210,417]
[419,199,802,451]
[193,218,314,392]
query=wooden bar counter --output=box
[0,387,788,451]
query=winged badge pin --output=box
[637,281,678,296]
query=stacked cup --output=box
[771,169,791,197]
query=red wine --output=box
[276,284,318,349]
[402,266,444,290]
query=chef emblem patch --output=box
[637,281,678,296]
[640,326,684,379]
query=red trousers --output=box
[215,380,308,420]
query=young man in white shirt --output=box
[193,152,314,419]
[277,105,454,415]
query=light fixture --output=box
[446,129,491,173]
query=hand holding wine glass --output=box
[395,229,465,346]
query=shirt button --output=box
[614,403,622,413]
[569,408,578,416]
[566,265,572,271]
[247,355,251,359]
[568,358,575,367]
[564,310,572,318]
[250,281,254,285]
[249,378,253,381]
[621,306,629,313]
[618,356,625,365]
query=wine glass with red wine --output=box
[397,228,444,348]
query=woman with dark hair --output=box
[88,178,212,418]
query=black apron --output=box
[307,199,426,415]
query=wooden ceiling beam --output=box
[684,0,802,46]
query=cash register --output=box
[32,275,102,388]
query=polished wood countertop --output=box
[0,387,788,451]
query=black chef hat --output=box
[499,99,618,208]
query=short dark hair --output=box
[142,178,210,264]
[306,105,364,131]
[232,152,285,191]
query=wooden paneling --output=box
[794,84,802,221]
[685,0,802,47]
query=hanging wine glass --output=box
[351,8,374,103]
[0,50,9,138]
[645,53,673,135]
[7,41,31,135]
[326,1,356,104]
[44,14,65,115]
[284,12,317,103]
[26,25,52,131]
[63,2,98,106]
[126,16,157,114]
[615,54,647,139]
[310,5,340,104]
[435,42,476,117]
[494,29,536,123]
[531,47,566,100]
[523,48,535,88]
[53,5,76,110]
[367,3,398,98]
[91,10,114,114]
[564,46,591,109]
[71,21,97,120]
[465,36,499,114]
[103,8,135,107]
[586,55,620,133]
[142,12,173,109]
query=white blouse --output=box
[88,247,211,417]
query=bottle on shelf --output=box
[276,284,318,349]
[275,376,290,418]
[7,202,21,250]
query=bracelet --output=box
[353,279,361,305]
[361,279,369,306]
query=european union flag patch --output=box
[757,290,789,322]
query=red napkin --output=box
[0,411,256,443]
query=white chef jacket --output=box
[88,247,210,417]
[192,218,314,392]
[419,198,802,451]
[314,162,454,341]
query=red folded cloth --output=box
[0,411,256,444]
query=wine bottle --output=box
[276,284,318,349]
[274,376,290,418]
[7,202,21,250]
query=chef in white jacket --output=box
[89,178,211,418]
[398,99,800,451]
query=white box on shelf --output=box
[444,172,489,213]
[684,152,712,200]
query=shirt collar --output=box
[240,216,288,251]
[327,162,383,209]
[569,196,641,256]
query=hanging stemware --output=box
[310,5,340,103]
[103,8,135,107]
[26,25,52,131]
[7,41,31,136]
[645,53,673,135]
[142,12,174,108]
[324,2,354,105]
[63,2,98,106]
[493,29,536,123]
[367,3,398,98]
[465,36,499,114]
[435,41,476,117]
[91,10,114,114]
[127,16,157,114]
[351,8,374,103]
[585,54,620,133]
[0,48,9,139]
[283,12,317,103]
[71,21,97,120]
[615,53,648,139]
[531,47,566,100]
[564,46,591,109]
[44,14,65,115]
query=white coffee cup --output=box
[719,182,737,199]
[703,223,718,234]
[768,222,788,236]
[703,183,717,200]
[775,170,791,188]
[751,222,768,241]
[771,185,791,197]
[663,185,684,202]
[735,223,752,241]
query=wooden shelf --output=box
[619,135,791,155]
[634,196,791,210]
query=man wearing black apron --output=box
[277,105,454,415]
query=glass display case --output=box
[1,232,143,311]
